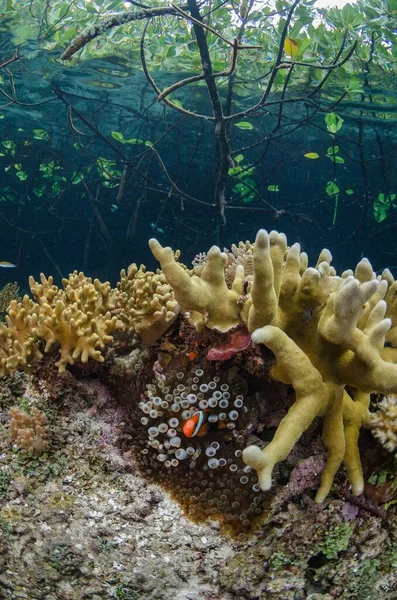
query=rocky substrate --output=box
[0,369,395,600]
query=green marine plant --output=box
[316,522,354,559]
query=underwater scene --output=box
[0,0,396,598]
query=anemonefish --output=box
[182,410,227,438]
[183,410,210,438]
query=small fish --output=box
[182,409,228,438]
[150,222,165,234]
[0,261,16,268]
[304,152,320,159]
[183,410,210,438]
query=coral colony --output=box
[1,229,397,529]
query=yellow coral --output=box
[117,263,179,346]
[149,238,244,332]
[0,263,180,376]
[151,229,397,501]
[8,406,49,452]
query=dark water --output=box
[0,9,396,294]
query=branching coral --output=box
[8,406,49,452]
[150,229,397,502]
[0,265,180,376]
[116,263,179,346]
[370,395,397,452]
[0,272,124,375]
[149,238,245,331]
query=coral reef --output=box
[370,395,397,452]
[150,230,397,503]
[132,362,267,530]
[0,264,179,375]
[0,368,395,600]
[8,406,49,452]
[116,263,179,346]
[1,226,396,553]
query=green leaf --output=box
[2,140,16,155]
[326,181,340,196]
[33,129,49,141]
[145,141,154,147]
[235,121,254,130]
[328,155,345,164]
[71,171,83,185]
[170,98,184,109]
[234,154,244,164]
[345,189,354,195]
[111,131,125,143]
[373,202,389,223]
[15,170,27,181]
[268,184,279,192]
[229,166,242,176]
[325,113,344,134]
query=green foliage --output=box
[229,154,257,203]
[111,131,144,145]
[326,181,340,197]
[96,157,121,187]
[33,129,49,141]
[234,121,254,130]
[326,146,345,164]
[1,141,16,156]
[373,192,397,223]
[326,181,340,225]
[325,113,344,135]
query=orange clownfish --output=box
[183,410,210,438]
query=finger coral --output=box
[149,238,245,332]
[116,263,179,346]
[0,264,180,376]
[8,406,49,452]
[150,229,397,502]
